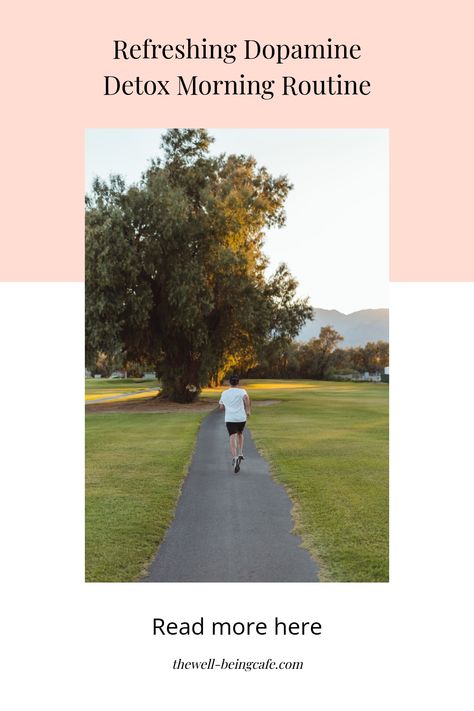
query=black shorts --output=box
[226,421,246,436]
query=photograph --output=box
[85,128,389,583]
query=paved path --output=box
[143,408,319,582]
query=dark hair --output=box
[229,374,240,386]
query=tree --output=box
[325,340,389,376]
[315,326,344,378]
[86,129,312,401]
[296,326,343,379]
[361,341,389,373]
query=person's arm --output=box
[243,393,251,416]
[219,396,225,411]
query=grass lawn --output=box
[203,380,389,582]
[86,411,204,582]
[85,378,160,403]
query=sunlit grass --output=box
[85,378,160,392]
[241,380,317,390]
[85,389,159,403]
[85,378,161,403]
[201,379,318,397]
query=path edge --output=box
[248,426,327,582]
[138,408,215,581]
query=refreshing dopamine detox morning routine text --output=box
[104,37,371,99]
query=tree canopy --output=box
[86,129,312,401]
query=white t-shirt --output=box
[219,387,248,422]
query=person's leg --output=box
[237,431,244,457]
[226,424,237,460]
[230,434,240,472]
[237,423,246,461]
[229,433,237,458]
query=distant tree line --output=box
[243,327,389,380]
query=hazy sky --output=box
[85,128,388,314]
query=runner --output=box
[219,375,251,473]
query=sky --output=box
[85,128,388,314]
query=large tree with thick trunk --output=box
[86,129,312,401]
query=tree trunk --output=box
[161,379,200,403]
[160,360,201,402]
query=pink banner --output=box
[2,0,472,280]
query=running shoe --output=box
[234,458,240,473]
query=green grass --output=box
[85,377,159,395]
[204,380,389,582]
[85,411,204,582]
[85,378,161,403]
[85,377,160,392]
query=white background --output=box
[1,283,472,710]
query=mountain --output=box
[297,308,389,347]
